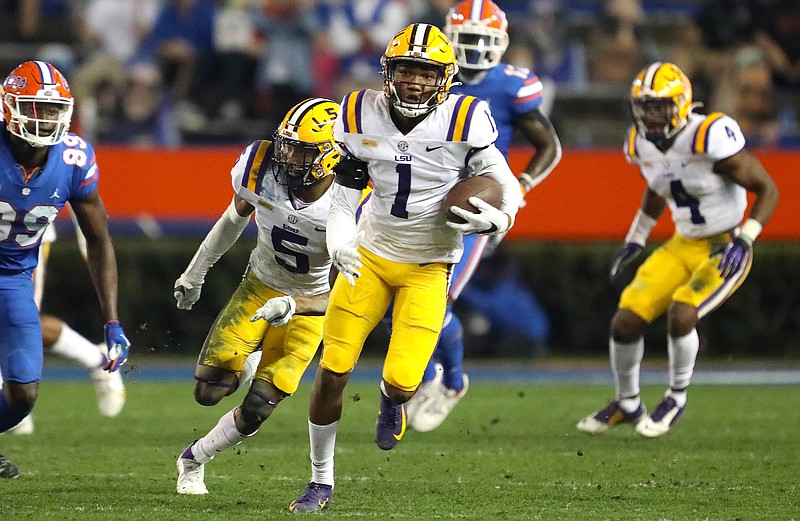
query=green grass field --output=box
[1,378,798,520]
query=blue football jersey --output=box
[450,63,544,157]
[0,126,98,271]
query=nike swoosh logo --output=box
[314,226,326,232]
[426,145,443,152]
[393,406,407,440]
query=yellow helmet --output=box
[630,62,693,144]
[273,98,341,190]
[381,23,458,118]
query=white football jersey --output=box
[335,89,506,264]
[625,112,748,238]
[230,140,332,297]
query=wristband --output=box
[738,218,763,245]
[624,209,657,245]
[518,173,535,193]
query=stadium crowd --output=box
[0,0,798,148]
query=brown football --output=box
[443,175,503,224]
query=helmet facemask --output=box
[4,93,73,147]
[383,58,454,118]
[272,133,338,192]
[447,22,508,73]
[631,97,683,146]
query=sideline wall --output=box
[91,147,800,240]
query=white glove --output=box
[174,275,202,310]
[446,197,511,236]
[332,230,364,286]
[250,295,296,327]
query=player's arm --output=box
[713,149,779,278]
[448,145,521,235]
[515,108,562,194]
[609,188,666,282]
[326,157,369,286]
[714,149,779,236]
[250,291,330,327]
[70,190,120,323]
[70,190,130,371]
[174,194,254,310]
[449,98,522,235]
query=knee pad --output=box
[240,387,279,426]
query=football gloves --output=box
[250,295,297,327]
[174,275,202,310]
[716,236,751,279]
[103,320,130,372]
[446,197,510,236]
[609,243,644,282]
[332,230,364,286]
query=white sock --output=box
[50,325,104,369]
[309,419,337,487]
[668,329,699,391]
[665,388,687,408]
[240,351,262,389]
[610,336,645,405]
[192,408,251,464]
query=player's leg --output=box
[0,274,44,477]
[407,235,485,430]
[40,314,126,417]
[191,271,272,406]
[409,235,488,431]
[11,241,52,433]
[0,370,34,435]
[638,233,753,437]
[378,260,449,448]
[578,237,688,433]
[292,251,392,512]
[178,270,274,494]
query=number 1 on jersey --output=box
[391,163,411,219]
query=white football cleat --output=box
[5,414,34,435]
[410,373,468,433]
[635,395,685,438]
[177,455,208,495]
[406,363,443,427]
[577,400,645,434]
[92,343,126,417]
